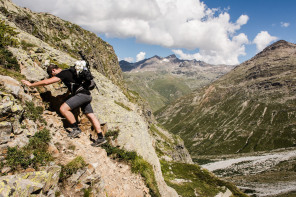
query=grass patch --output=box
[0,66,25,81]
[59,156,86,181]
[20,40,37,51]
[0,48,19,71]
[4,128,52,172]
[114,100,132,111]
[49,58,70,69]
[101,136,160,197]
[104,128,120,140]
[0,19,19,48]
[24,101,46,124]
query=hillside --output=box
[156,40,296,157]
[0,0,247,196]
[120,55,233,111]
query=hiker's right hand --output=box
[21,80,32,87]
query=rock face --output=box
[0,0,123,88]
[157,40,296,157]
[0,165,61,196]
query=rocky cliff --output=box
[0,0,123,89]
[0,0,247,196]
[156,40,296,158]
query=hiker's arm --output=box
[21,77,61,87]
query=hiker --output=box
[21,63,106,147]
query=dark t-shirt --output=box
[56,69,90,95]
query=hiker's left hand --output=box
[21,80,32,87]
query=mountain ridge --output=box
[156,39,296,156]
[120,54,234,111]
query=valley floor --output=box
[200,148,296,196]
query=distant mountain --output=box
[156,40,296,157]
[120,54,229,75]
[120,55,234,111]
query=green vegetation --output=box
[3,129,52,173]
[0,48,19,71]
[20,40,37,50]
[157,86,296,156]
[0,20,19,47]
[114,100,132,111]
[24,101,46,124]
[104,128,120,140]
[49,59,70,69]
[101,131,160,197]
[123,72,192,112]
[59,156,86,181]
[160,160,247,197]
[0,20,22,74]
[0,64,24,81]
[82,187,92,197]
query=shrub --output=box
[20,40,37,50]
[60,156,86,181]
[0,20,19,47]
[0,66,25,81]
[24,101,46,124]
[0,48,19,71]
[4,128,52,172]
[104,128,120,140]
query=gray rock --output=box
[21,62,48,81]
[0,75,21,97]
[0,94,14,116]
[0,121,12,145]
[12,117,23,135]
[0,165,61,196]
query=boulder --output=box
[21,62,48,82]
[0,165,61,196]
[0,92,23,120]
[0,121,12,145]
[0,75,21,97]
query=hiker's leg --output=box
[60,103,76,124]
[82,101,103,135]
[86,112,107,146]
[63,93,92,124]
[85,113,103,135]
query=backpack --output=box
[69,60,96,92]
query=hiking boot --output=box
[91,137,107,147]
[67,127,82,138]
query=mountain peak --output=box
[265,40,296,50]
[166,54,177,59]
[250,40,296,61]
[260,40,296,54]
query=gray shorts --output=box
[65,93,94,114]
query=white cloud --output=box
[281,22,290,28]
[253,31,277,52]
[124,57,134,62]
[136,52,146,62]
[11,0,250,65]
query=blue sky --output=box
[12,0,296,65]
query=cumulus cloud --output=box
[123,57,134,62]
[12,0,250,65]
[136,52,146,62]
[281,22,290,28]
[253,31,277,52]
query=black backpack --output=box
[69,61,96,92]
